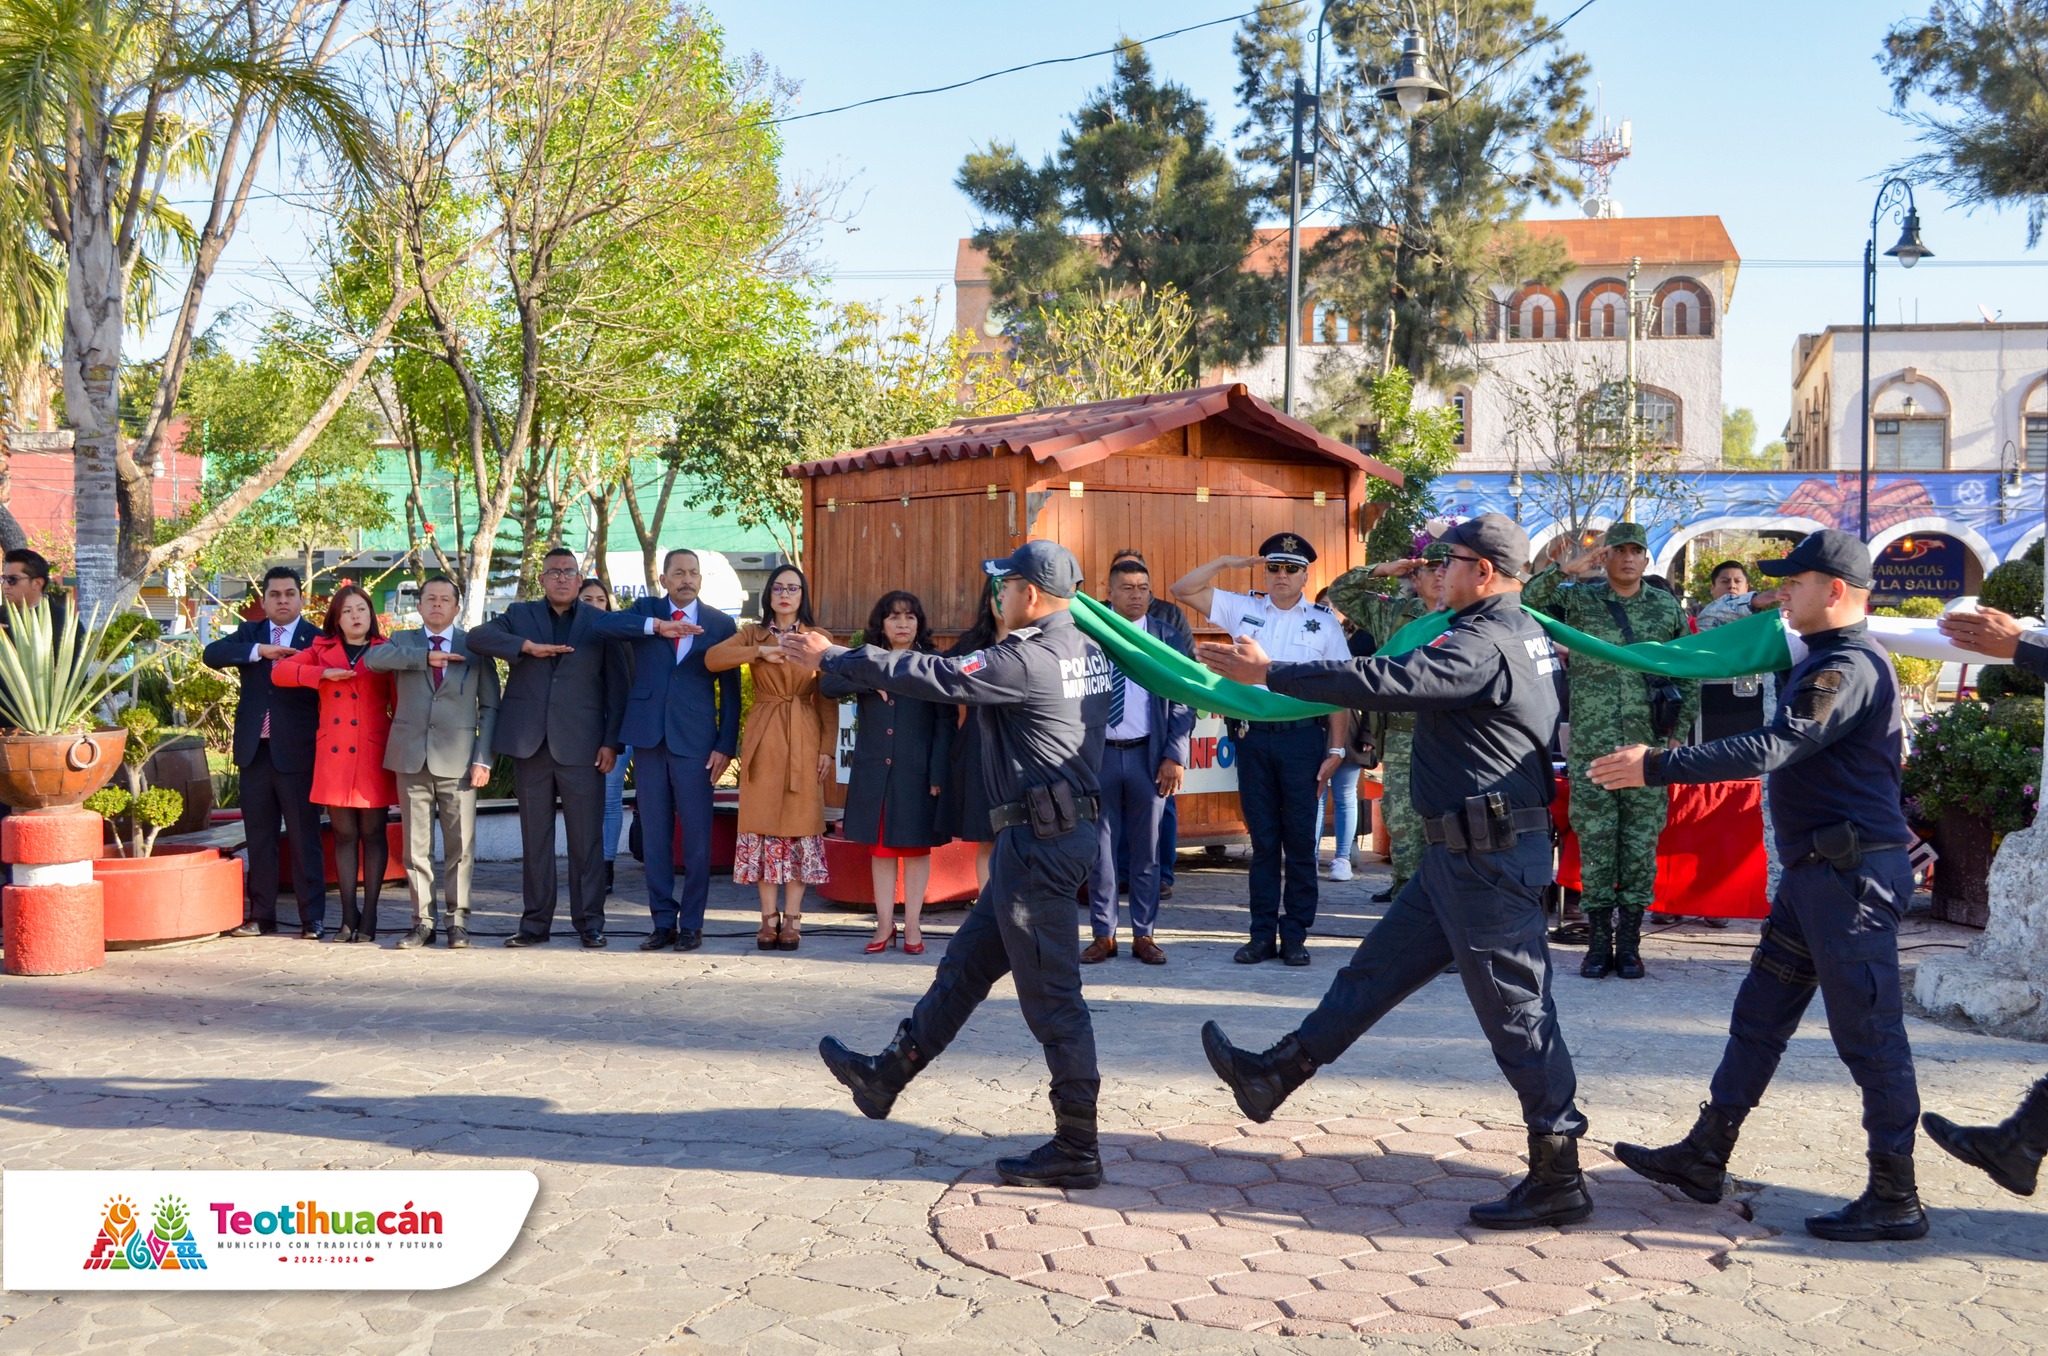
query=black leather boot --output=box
[1579,909,1614,979]
[995,1098,1103,1190]
[818,1019,925,1120]
[1614,907,1646,978]
[1470,1132,1594,1229]
[1201,1021,1318,1124]
[1924,1078,2048,1196]
[1806,1151,1928,1241]
[1616,1102,1744,1203]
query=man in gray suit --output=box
[370,576,501,950]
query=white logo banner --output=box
[4,1170,538,1291]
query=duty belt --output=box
[1422,806,1552,854]
[988,795,1099,833]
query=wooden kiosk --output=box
[788,383,1403,844]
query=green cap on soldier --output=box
[1421,542,1452,564]
[1603,522,1649,549]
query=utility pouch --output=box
[1812,821,1862,873]
[1464,792,1512,853]
[1025,783,1078,840]
[1348,709,1383,770]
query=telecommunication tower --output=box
[1565,114,1632,219]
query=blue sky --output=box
[712,0,2048,443]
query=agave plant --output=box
[0,600,154,735]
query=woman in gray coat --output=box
[820,591,953,955]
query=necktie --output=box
[1107,660,1126,729]
[261,625,285,738]
[429,634,445,690]
[673,608,686,662]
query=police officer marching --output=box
[1196,515,1597,1231]
[783,540,1113,1190]
[1172,533,1353,966]
[1590,530,1927,1242]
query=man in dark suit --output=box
[466,548,629,948]
[1085,556,1195,965]
[206,566,327,938]
[588,548,739,951]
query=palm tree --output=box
[0,0,378,613]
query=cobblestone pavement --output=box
[0,852,2043,1355]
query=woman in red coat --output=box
[273,584,399,942]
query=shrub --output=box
[1904,699,2043,834]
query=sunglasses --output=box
[0,574,30,587]
[1444,552,1484,566]
[1265,562,1306,575]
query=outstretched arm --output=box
[1170,554,1261,619]
[783,631,1032,706]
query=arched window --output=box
[1651,278,1714,338]
[1508,284,1568,341]
[1584,384,1682,448]
[1575,280,1630,340]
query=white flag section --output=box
[4,1170,538,1291]
[1786,611,2035,668]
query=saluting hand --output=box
[650,617,703,639]
[520,639,574,658]
[1939,605,2027,659]
[1196,636,1274,687]
[1564,545,1610,578]
[1372,559,1423,579]
[779,630,833,670]
[426,648,465,668]
[322,668,356,683]
[257,644,299,660]
[1589,744,1650,790]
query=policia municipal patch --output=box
[1791,669,1844,722]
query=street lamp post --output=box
[1282,23,1445,416]
[1859,177,1932,540]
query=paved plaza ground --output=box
[0,851,2043,1354]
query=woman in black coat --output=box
[934,581,1006,887]
[820,591,953,956]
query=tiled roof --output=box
[786,383,1404,485]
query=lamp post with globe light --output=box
[1859,177,1932,540]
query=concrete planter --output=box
[96,846,244,947]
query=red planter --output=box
[816,835,981,906]
[95,846,245,945]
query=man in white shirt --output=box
[1173,533,1353,966]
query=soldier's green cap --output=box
[1420,543,1452,563]
[1603,522,1649,549]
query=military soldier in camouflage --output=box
[1523,524,1697,979]
[1326,543,1451,900]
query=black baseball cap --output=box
[1757,529,1873,590]
[982,539,1084,598]
[1437,513,1531,581]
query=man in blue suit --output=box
[1084,557,1195,965]
[205,566,327,938]
[589,548,740,951]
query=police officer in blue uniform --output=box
[1197,515,1595,1231]
[1172,533,1353,966]
[783,540,1112,1190]
[1590,530,1926,1242]
[1924,601,2048,1197]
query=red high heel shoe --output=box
[864,927,900,955]
[903,930,926,956]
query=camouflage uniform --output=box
[1326,547,1449,891]
[1523,529,1697,973]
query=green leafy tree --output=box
[1349,367,1461,563]
[1884,3,2048,243]
[1003,284,1196,407]
[1235,2,1592,381]
[960,41,1280,373]
[1721,406,1785,470]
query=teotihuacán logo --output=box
[7,1171,538,1290]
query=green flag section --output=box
[1069,593,1339,721]
[1379,605,1796,680]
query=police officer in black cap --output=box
[781,539,1112,1190]
[1172,532,1352,966]
[1589,528,1926,1242]
[1196,513,1596,1231]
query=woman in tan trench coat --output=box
[705,564,836,951]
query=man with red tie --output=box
[588,549,741,951]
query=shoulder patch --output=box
[956,651,987,676]
[1791,668,1846,722]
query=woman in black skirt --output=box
[821,591,953,954]
[935,580,1007,889]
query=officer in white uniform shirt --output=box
[1173,533,1353,965]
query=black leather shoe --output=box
[396,924,435,950]
[1371,886,1394,904]
[1233,939,1279,965]
[820,1019,925,1120]
[1469,1132,1595,1229]
[446,926,469,949]
[1616,1102,1743,1204]
[227,921,274,938]
[504,933,548,947]
[301,925,328,941]
[677,929,703,951]
[1282,941,1311,967]
[1805,1151,1929,1241]
[1158,883,1173,900]
[581,930,607,949]
[1201,1021,1317,1124]
[1924,1078,2048,1196]
[640,928,678,951]
[996,1098,1103,1190]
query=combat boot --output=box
[1202,1021,1318,1124]
[1806,1151,1928,1241]
[1924,1078,2048,1196]
[1579,910,1614,979]
[818,1019,925,1120]
[1614,907,1646,979]
[1469,1132,1594,1229]
[996,1097,1103,1189]
[1615,1102,1744,1203]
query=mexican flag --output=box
[1069,592,2007,724]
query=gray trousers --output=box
[1295,834,1587,1136]
[396,770,478,928]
